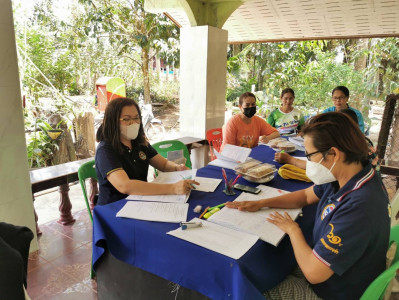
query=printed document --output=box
[167,218,258,259]
[208,144,252,169]
[208,186,301,246]
[116,201,188,223]
[193,177,222,192]
[126,169,197,203]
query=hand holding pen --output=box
[174,175,199,194]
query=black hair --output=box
[238,92,256,105]
[281,88,295,98]
[96,97,148,154]
[339,108,358,124]
[302,112,368,165]
[332,86,349,97]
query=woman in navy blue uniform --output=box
[227,112,390,300]
[95,98,198,206]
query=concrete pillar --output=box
[179,26,227,138]
[0,0,38,251]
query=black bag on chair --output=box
[0,222,34,300]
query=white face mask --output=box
[120,123,140,140]
[306,156,337,185]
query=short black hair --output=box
[281,88,295,98]
[332,86,349,97]
[238,92,256,105]
[339,108,358,124]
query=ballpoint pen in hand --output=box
[180,175,196,190]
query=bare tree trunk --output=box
[353,39,369,115]
[74,112,95,159]
[232,44,241,56]
[52,121,77,165]
[142,47,151,104]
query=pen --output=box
[199,206,210,219]
[221,168,228,184]
[208,203,226,211]
[231,174,242,186]
[180,222,202,230]
[180,175,196,190]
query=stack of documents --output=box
[208,144,252,170]
[167,218,258,259]
[117,201,188,223]
[126,169,197,203]
[288,136,305,151]
[208,186,301,246]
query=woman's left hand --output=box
[267,211,300,235]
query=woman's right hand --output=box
[172,180,199,194]
[274,152,293,164]
[225,200,262,212]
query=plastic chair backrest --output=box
[389,224,399,265]
[206,128,223,161]
[78,160,97,222]
[360,260,399,300]
[152,140,192,169]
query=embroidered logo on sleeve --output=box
[320,224,342,254]
[321,204,335,220]
[139,151,147,160]
[327,224,342,245]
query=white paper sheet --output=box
[208,186,301,246]
[126,194,189,203]
[193,177,222,192]
[116,201,189,223]
[208,158,238,170]
[215,144,252,163]
[126,169,197,203]
[154,169,197,184]
[167,218,258,259]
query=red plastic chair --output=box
[206,128,223,161]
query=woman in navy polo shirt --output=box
[226,112,390,300]
[95,97,198,206]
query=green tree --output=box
[78,0,178,104]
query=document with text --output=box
[126,169,197,203]
[167,218,258,259]
[208,186,302,246]
[116,201,188,223]
[193,177,222,192]
[209,144,252,169]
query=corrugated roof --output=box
[164,0,399,43]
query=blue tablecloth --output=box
[92,145,316,300]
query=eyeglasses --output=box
[305,150,328,161]
[119,117,141,125]
[332,96,347,101]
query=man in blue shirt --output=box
[323,86,365,133]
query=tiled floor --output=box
[27,209,97,300]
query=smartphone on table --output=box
[233,184,261,194]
